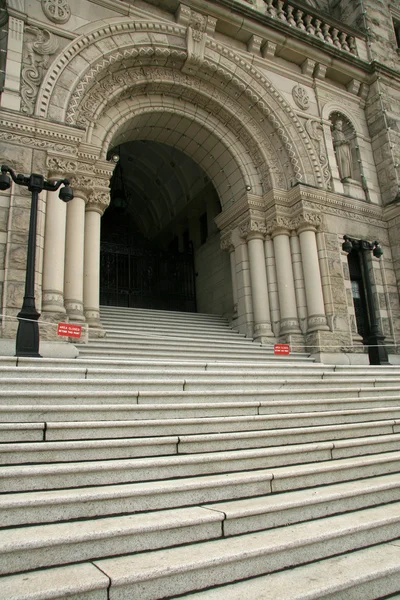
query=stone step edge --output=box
[180,539,400,600]
[2,446,400,494]
[3,538,400,600]
[2,429,400,466]
[0,505,224,576]
[89,501,400,599]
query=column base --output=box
[253,322,275,345]
[280,318,302,336]
[65,300,86,324]
[307,314,330,333]
[42,291,66,316]
[84,309,106,339]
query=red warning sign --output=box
[274,343,290,355]
[57,322,82,338]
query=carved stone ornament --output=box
[293,212,323,232]
[292,84,310,111]
[21,26,59,114]
[239,219,267,238]
[46,156,77,176]
[87,190,111,214]
[41,0,71,24]
[220,233,233,252]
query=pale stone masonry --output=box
[0,0,399,364]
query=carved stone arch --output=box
[36,17,324,190]
[93,98,259,209]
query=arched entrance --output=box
[101,140,221,312]
[35,15,324,339]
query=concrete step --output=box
[90,502,400,599]
[43,415,399,441]
[2,428,399,465]
[3,375,400,393]
[99,306,226,320]
[182,540,400,600]
[2,444,400,493]
[2,399,400,422]
[0,506,224,576]
[98,334,263,350]
[3,473,400,577]
[4,538,400,600]
[0,469,274,527]
[204,472,400,536]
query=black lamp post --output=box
[342,235,388,365]
[0,165,73,357]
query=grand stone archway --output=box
[7,8,331,348]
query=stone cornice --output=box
[0,110,84,151]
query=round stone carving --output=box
[41,0,71,24]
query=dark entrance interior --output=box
[101,140,221,312]
[100,206,196,311]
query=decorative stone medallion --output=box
[41,0,71,24]
[292,84,310,110]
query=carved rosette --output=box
[292,84,310,111]
[41,0,71,24]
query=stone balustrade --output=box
[245,0,358,56]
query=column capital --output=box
[86,187,110,215]
[220,232,234,252]
[69,174,95,201]
[266,217,293,238]
[294,213,323,234]
[239,218,266,240]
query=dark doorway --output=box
[348,250,370,341]
[100,205,196,312]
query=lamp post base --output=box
[15,316,41,358]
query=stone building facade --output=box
[0,0,399,363]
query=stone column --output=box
[41,189,67,317]
[83,189,110,336]
[41,156,77,325]
[264,235,280,337]
[64,188,87,323]
[245,229,274,343]
[298,222,329,333]
[221,233,238,319]
[231,228,253,338]
[290,232,308,334]
[271,226,302,338]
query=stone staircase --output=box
[1,305,400,599]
